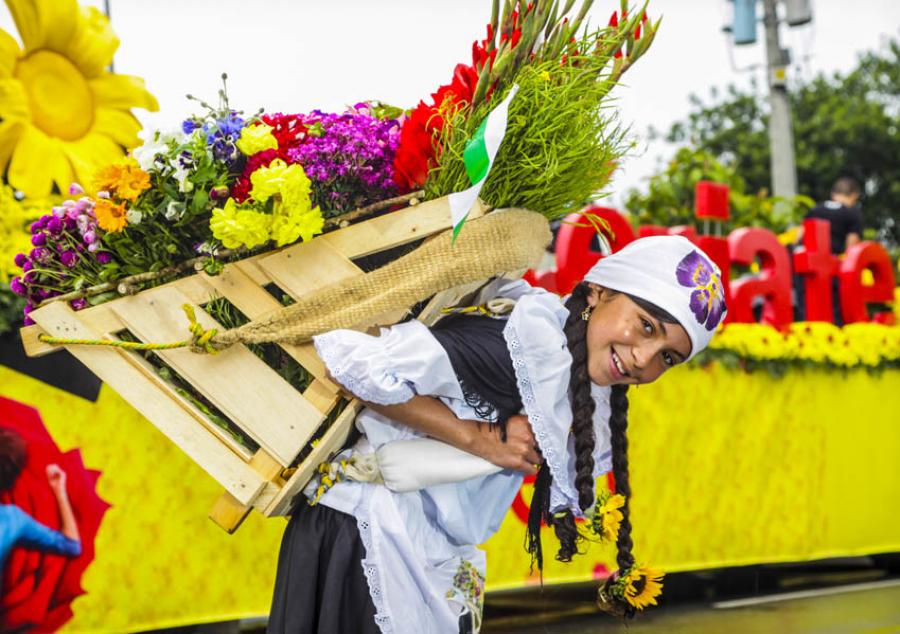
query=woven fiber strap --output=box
[211,208,551,349]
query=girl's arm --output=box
[364,396,542,475]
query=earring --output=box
[581,305,592,321]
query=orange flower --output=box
[94,199,128,232]
[93,159,151,201]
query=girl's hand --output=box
[474,414,542,475]
[46,464,67,492]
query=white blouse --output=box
[307,280,612,634]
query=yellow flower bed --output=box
[705,319,900,370]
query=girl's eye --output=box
[662,351,674,367]
[641,318,653,335]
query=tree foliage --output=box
[660,39,900,242]
[625,146,813,233]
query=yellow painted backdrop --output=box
[1,363,898,630]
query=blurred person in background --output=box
[0,428,82,572]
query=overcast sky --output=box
[3,0,898,205]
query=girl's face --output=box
[585,286,692,386]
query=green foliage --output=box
[625,146,813,233]
[664,39,900,243]
[0,284,25,334]
[426,47,629,219]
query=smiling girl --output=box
[268,235,726,634]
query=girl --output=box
[268,235,726,633]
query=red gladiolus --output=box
[0,397,110,632]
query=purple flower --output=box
[31,233,47,247]
[46,216,64,235]
[60,250,79,268]
[71,298,88,311]
[96,252,113,264]
[9,277,26,296]
[14,253,28,268]
[675,250,726,331]
[182,119,200,134]
[83,229,97,245]
[22,260,33,273]
[69,182,84,195]
[29,247,49,264]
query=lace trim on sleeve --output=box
[313,333,415,405]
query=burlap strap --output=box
[212,208,551,349]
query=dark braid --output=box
[608,384,635,571]
[525,283,597,570]
[565,283,598,511]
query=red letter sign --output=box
[728,227,793,327]
[793,219,839,322]
[839,242,897,323]
[554,207,635,294]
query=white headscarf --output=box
[583,235,726,360]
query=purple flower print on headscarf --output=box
[675,250,725,331]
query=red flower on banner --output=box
[0,397,110,632]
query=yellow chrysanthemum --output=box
[0,183,47,282]
[94,197,127,232]
[270,206,324,246]
[249,159,313,207]
[210,199,271,250]
[622,566,665,610]
[93,157,149,201]
[0,0,159,197]
[236,123,278,156]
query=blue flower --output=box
[182,119,200,134]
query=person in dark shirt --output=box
[0,428,82,570]
[804,177,864,254]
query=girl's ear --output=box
[586,283,603,308]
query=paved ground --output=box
[483,578,900,633]
[148,558,900,633]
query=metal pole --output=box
[762,0,797,199]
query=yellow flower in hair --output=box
[622,565,665,610]
[591,492,625,542]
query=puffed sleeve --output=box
[13,507,81,557]
[312,320,464,405]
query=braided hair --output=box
[525,283,679,598]
[526,282,596,569]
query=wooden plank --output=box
[264,400,362,517]
[303,379,342,415]
[109,286,323,466]
[208,492,252,534]
[321,197,486,259]
[28,301,266,506]
[255,239,363,302]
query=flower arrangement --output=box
[696,321,900,375]
[8,1,658,324]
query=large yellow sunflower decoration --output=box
[0,0,158,197]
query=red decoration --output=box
[838,242,897,324]
[694,181,730,221]
[0,397,110,632]
[793,219,840,322]
[554,207,635,294]
[727,227,793,327]
[697,236,732,322]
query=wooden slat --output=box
[109,286,323,466]
[28,301,266,506]
[263,400,362,517]
[208,492,253,534]
[321,197,486,259]
[255,239,363,302]
[303,379,342,415]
